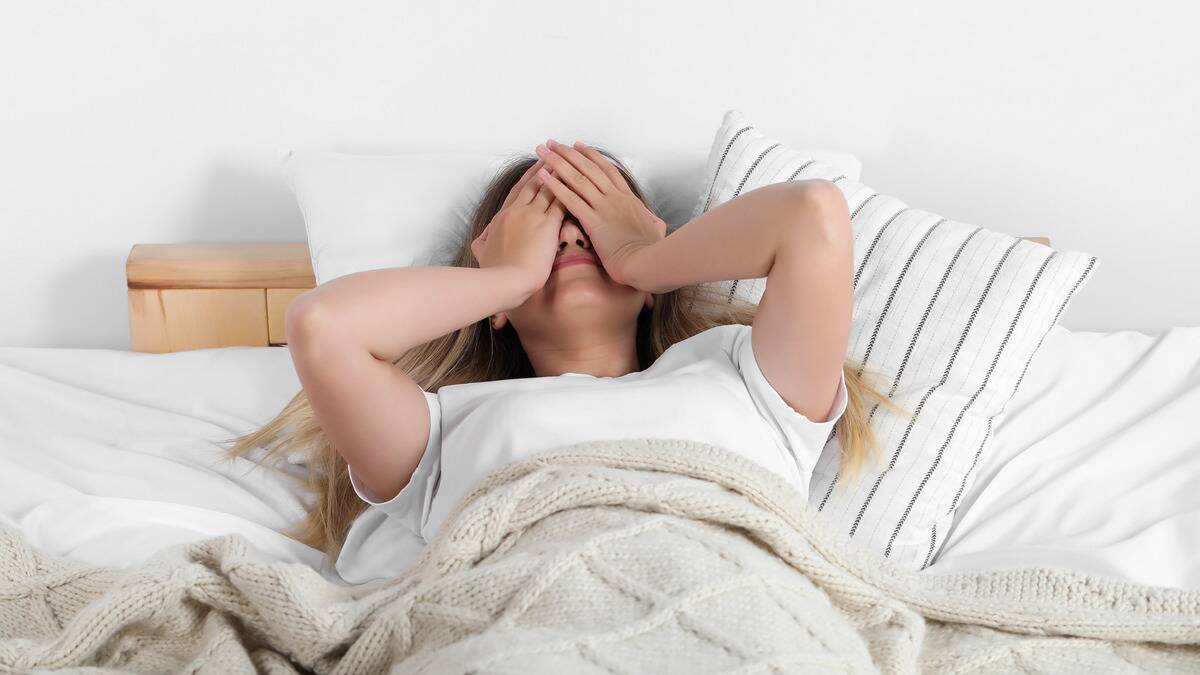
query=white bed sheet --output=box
[925,324,1200,589]
[0,345,336,579]
[2,324,1197,590]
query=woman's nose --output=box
[558,219,591,252]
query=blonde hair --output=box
[222,148,902,561]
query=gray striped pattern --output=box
[692,109,1099,569]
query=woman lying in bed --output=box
[227,139,900,562]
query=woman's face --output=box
[492,215,652,337]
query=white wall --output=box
[2,0,1196,349]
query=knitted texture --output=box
[2,438,1198,674]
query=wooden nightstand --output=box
[126,243,316,352]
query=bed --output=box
[8,240,1176,589]
[1,241,1198,671]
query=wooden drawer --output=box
[127,243,315,353]
[128,288,268,353]
[267,288,309,346]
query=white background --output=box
[2,0,1196,348]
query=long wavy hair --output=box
[222,147,903,562]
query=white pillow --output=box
[283,147,863,285]
[692,109,1099,570]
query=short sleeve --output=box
[728,324,848,483]
[345,388,442,540]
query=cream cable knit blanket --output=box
[1,439,1199,674]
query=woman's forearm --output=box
[288,265,534,362]
[628,182,821,294]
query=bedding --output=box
[926,323,1200,589]
[0,345,326,577]
[2,440,1198,674]
[694,108,1100,570]
[283,146,864,285]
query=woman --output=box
[226,139,895,561]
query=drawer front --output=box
[267,288,308,345]
[128,288,268,353]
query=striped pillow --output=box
[692,109,1099,569]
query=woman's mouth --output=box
[552,254,598,271]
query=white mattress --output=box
[1,325,1197,589]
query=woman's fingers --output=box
[536,142,605,207]
[515,171,547,206]
[536,166,594,226]
[505,158,546,209]
[530,174,554,211]
[548,140,617,194]
[547,196,566,221]
[573,141,629,193]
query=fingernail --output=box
[547,138,557,147]
[535,144,547,155]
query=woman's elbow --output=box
[285,294,337,347]
[786,179,852,250]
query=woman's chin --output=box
[545,271,628,302]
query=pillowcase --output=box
[283,147,863,285]
[691,109,1099,570]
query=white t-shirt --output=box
[345,323,848,547]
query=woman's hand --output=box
[471,158,568,301]
[533,140,667,289]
